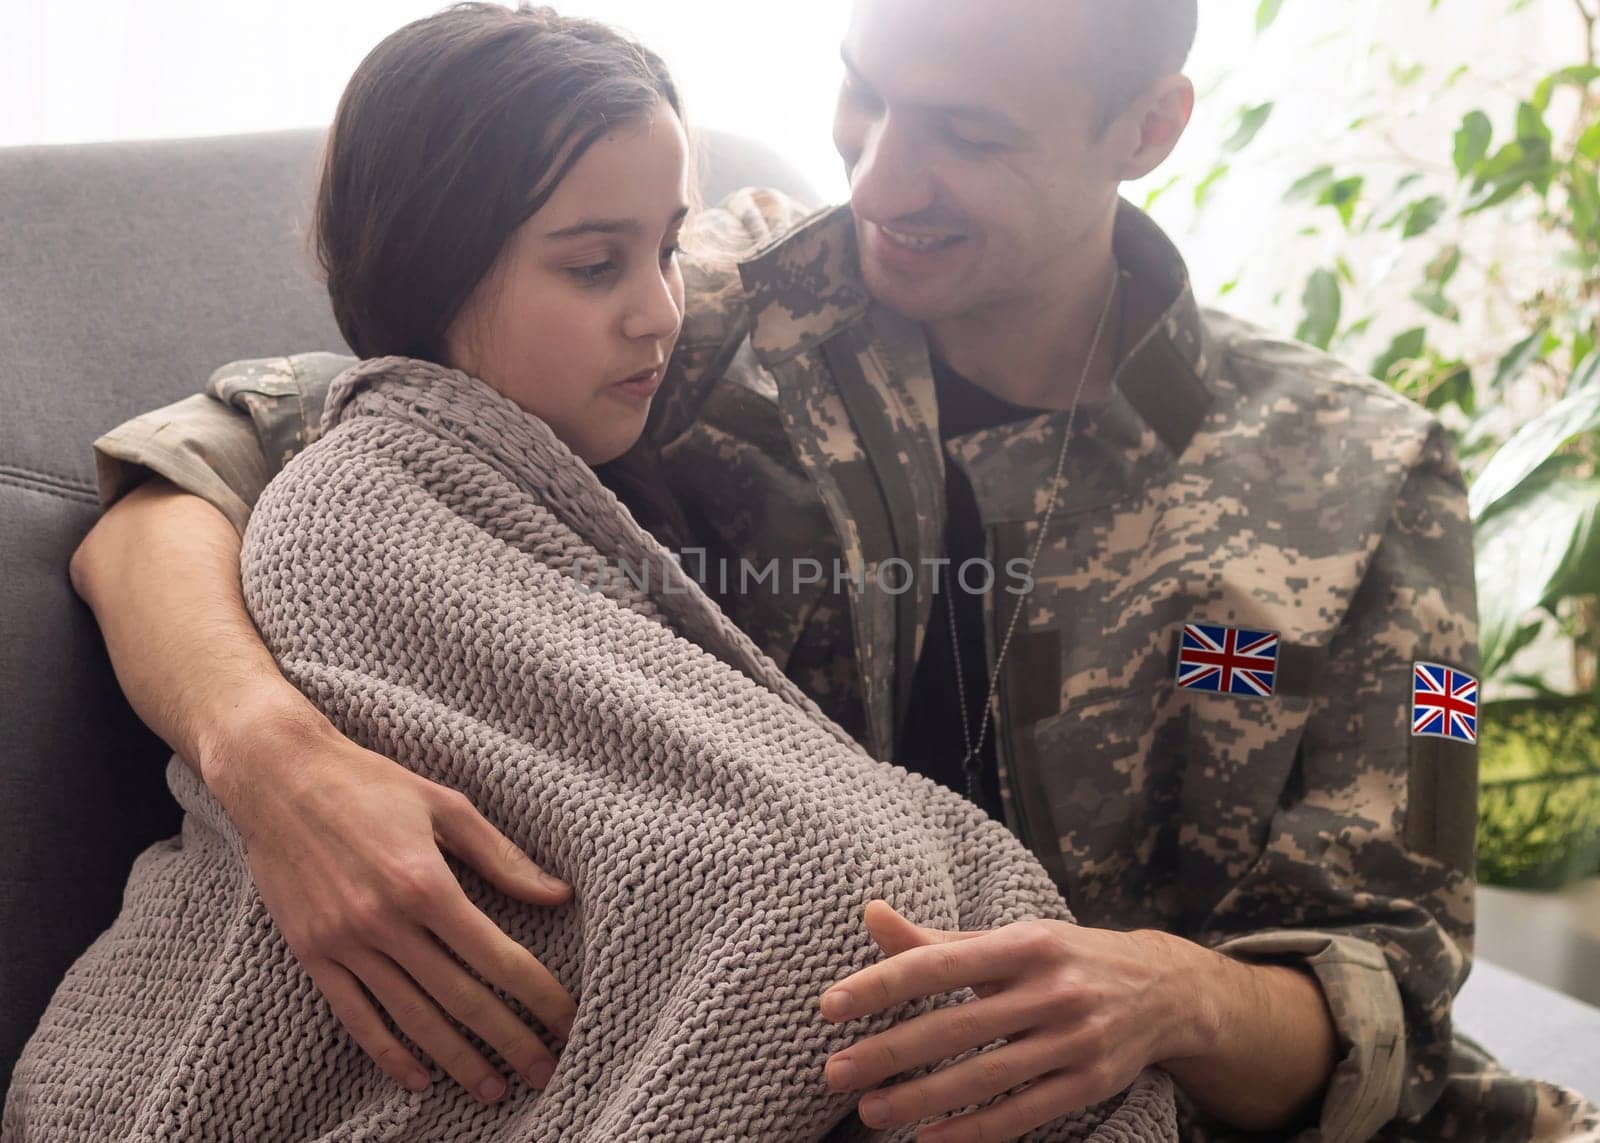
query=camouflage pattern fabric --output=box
[93,352,350,536]
[91,190,1599,1143]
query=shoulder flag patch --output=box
[1177,623,1279,697]
[1412,662,1478,743]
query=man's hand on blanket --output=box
[818,900,1206,1141]
[214,706,580,1105]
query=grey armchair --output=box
[1,126,1595,1108]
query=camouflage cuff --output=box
[205,352,351,477]
[1215,929,1405,1143]
[92,392,269,536]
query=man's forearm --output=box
[1156,937,1339,1132]
[69,479,327,791]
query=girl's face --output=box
[446,101,690,465]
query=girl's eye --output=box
[660,244,680,266]
[569,261,618,286]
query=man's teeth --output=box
[881,226,959,251]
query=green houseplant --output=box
[1164,0,1600,886]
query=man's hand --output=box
[821,900,1336,1141]
[819,901,1201,1140]
[209,707,579,1105]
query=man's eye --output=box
[841,77,883,112]
[569,261,618,286]
[944,129,1001,154]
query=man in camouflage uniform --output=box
[79,0,1599,1140]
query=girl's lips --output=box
[611,368,662,401]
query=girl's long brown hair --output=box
[314,3,693,546]
[314,3,684,363]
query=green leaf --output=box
[1475,478,1600,675]
[1464,175,1527,214]
[1522,453,1590,487]
[1394,194,1448,238]
[1532,65,1600,112]
[1570,166,1600,242]
[1296,269,1342,351]
[1488,671,1593,704]
[1474,143,1528,183]
[1470,383,1600,519]
[1491,328,1550,393]
[1464,106,1557,212]
[1194,163,1230,208]
[1341,315,1375,343]
[1286,166,1336,204]
[1516,101,1554,146]
[1428,361,1476,415]
[1572,350,1600,392]
[1255,0,1287,34]
[1222,103,1275,155]
[1390,59,1426,88]
[1141,173,1182,212]
[1464,144,1547,213]
[1574,335,1597,375]
[1558,248,1600,272]
[1372,327,1427,382]
[1411,286,1460,321]
[1427,245,1463,287]
[1579,120,1600,162]
[1454,111,1492,177]
[1490,625,1551,685]
[1318,176,1365,229]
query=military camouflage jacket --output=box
[94,191,1597,1143]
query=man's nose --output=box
[848,116,935,224]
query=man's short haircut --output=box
[1085,0,1199,124]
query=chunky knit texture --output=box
[5,358,1177,1142]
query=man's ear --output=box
[1115,73,1195,182]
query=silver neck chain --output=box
[948,267,1123,804]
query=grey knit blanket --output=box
[5,357,1176,1142]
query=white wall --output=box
[0,0,856,198]
[2,0,1581,330]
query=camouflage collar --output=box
[1107,202,1214,457]
[738,205,872,364]
[737,200,1214,457]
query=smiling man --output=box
[69,1,1600,1141]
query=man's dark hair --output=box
[1086,0,1199,125]
[313,2,684,362]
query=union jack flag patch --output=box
[1176,623,1279,698]
[1412,662,1478,743]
